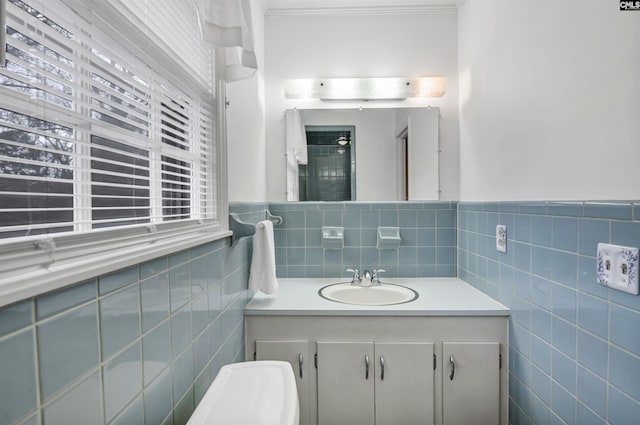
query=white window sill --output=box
[0,221,232,308]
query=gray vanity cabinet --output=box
[316,341,435,425]
[442,342,500,425]
[246,315,508,425]
[255,340,315,425]
[317,341,376,425]
[374,342,435,425]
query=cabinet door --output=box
[374,342,435,425]
[317,341,375,425]
[442,342,500,425]
[256,340,313,425]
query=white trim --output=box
[0,222,231,308]
[265,4,457,16]
[216,46,229,229]
[0,0,6,66]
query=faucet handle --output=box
[346,268,360,283]
[372,269,386,283]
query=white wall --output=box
[458,0,640,201]
[264,8,459,201]
[226,0,267,202]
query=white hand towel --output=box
[248,220,279,294]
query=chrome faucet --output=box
[346,268,360,285]
[347,268,387,286]
[362,270,373,285]
[372,269,386,284]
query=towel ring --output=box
[229,210,283,245]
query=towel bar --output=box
[229,210,282,246]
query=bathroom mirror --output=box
[288,107,439,201]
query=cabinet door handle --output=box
[365,354,370,380]
[449,355,455,381]
[380,355,385,381]
[298,353,303,379]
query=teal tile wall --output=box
[458,201,640,425]
[8,198,637,425]
[0,231,252,425]
[269,201,457,278]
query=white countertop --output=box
[244,278,510,317]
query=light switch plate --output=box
[597,243,639,295]
[496,225,507,253]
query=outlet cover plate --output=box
[496,225,507,253]
[597,243,639,295]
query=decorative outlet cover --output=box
[496,225,507,253]
[597,243,639,295]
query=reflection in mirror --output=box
[299,126,355,201]
[286,107,439,201]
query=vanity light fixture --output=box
[284,76,446,100]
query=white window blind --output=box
[0,0,218,239]
[0,0,227,307]
[115,0,212,86]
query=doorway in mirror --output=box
[299,125,356,201]
[397,127,409,201]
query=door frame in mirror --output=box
[301,125,357,201]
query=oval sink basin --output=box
[319,282,418,306]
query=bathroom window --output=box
[0,0,225,303]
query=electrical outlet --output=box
[496,225,507,253]
[597,243,639,295]
[597,244,614,285]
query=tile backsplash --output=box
[0,233,252,425]
[458,201,640,425]
[5,199,640,425]
[269,201,457,278]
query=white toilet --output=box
[186,360,300,425]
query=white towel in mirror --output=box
[286,108,307,164]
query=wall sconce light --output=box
[284,76,446,100]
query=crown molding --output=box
[265,4,457,16]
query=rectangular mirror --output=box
[286,107,439,201]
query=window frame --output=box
[0,0,229,308]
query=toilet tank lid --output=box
[186,361,299,425]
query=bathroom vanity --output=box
[244,278,510,425]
